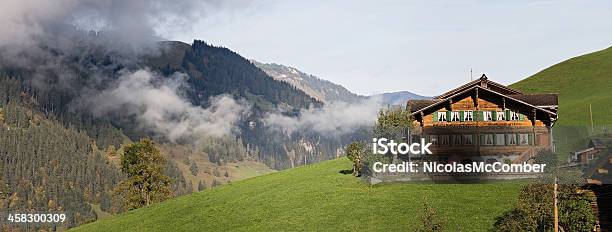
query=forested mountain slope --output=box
[0,77,123,230]
[0,37,362,229]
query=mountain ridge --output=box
[252,60,429,105]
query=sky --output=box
[168,0,612,96]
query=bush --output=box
[493,209,536,232]
[418,198,445,232]
[345,142,366,176]
[493,183,595,231]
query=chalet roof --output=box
[407,99,442,112]
[435,74,522,99]
[408,84,556,115]
[590,138,612,149]
[508,94,558,106]
[573,147,596,156]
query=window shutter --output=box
[477,111,484,121]
[480,134,485,145]
[446,111,452,121]
[505,110,511,121]
[492,111,497,121]
[492,134,496,145]
[433,111,438,122]
[528,133,534,145]
[519,113,524,121]
[460,111,465,121]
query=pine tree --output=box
[190,161,199,176]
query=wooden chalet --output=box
[406,74,559,164]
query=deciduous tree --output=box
[113,138,174,211]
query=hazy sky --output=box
[169,0,612,96]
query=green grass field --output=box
[511,46,612,127]
[73,158,522,231]
[511,46,612,155]
[72,46,612,232]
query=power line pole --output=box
[554,177,559,232]
[590,104,594,134]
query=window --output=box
[451,111,460,121]
[484,134,495,145]
[511,111,520,121]
[440,135,450,146]
[483,111,493,121]
[497,111,506,121]
[463,134,474,145]
[430,135,438,145]
[519,134,529,145]
[507,134,517,145]
[464,111,473,121]
[437,112,447,122]
[452,135,462,146]
[495,134,505,146]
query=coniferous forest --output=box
[0,37,367,230]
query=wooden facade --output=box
[407,75,559,164]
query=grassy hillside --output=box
[511,46,612,155]
[73,159,522,231]
[511,46,612,127]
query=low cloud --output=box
[263,96,382,136]
[82,69,250,142]
[0,0,222,48]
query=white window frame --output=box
[464,111,473,121]
[484,134,495,145]
[463,134,474,145]
[451,111,461,122]
[440,135,450,146]
[519,134,529,145]
[453,134,462,146]
[430,135,438,145]
[508,134,517,145]
[437,112,447,122]
[511,111,520,121]
[495,134,506,146]
[483,111,493,121]
[497,111,506,121]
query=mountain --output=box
[374,91,430,106]
[151,41,321,111]
[253,61,429,106]
[73,158,522,231]
[252,61,365,103]
[0,38,356,230]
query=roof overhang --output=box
[410,85,558,124]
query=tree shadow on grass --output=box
[339,169,353,175]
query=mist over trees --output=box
[0,30,374,230]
